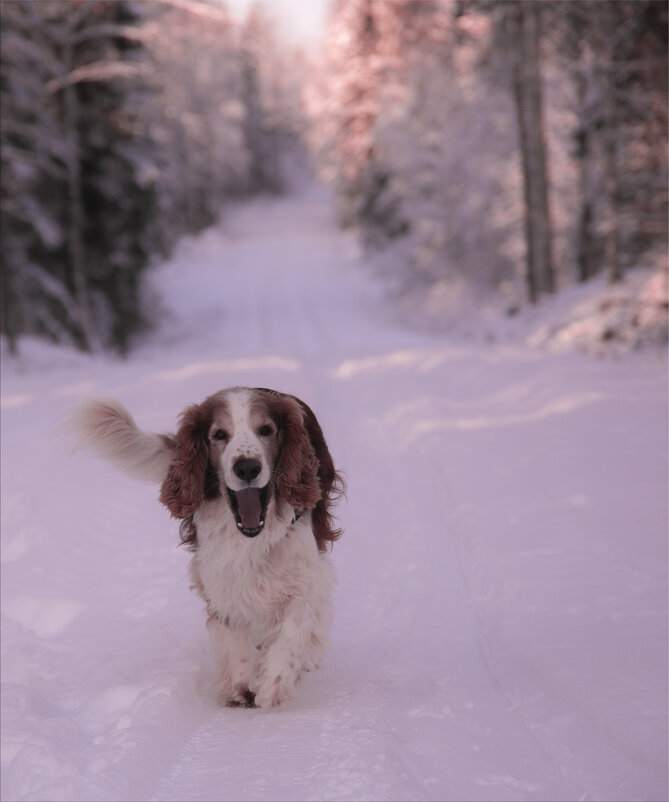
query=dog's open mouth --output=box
[227,485,269,537]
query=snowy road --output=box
[2,187,667,802]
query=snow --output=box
[384,255,668,359]
[1,185,667,802]
[380,244,669,359]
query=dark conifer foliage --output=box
[1,0,156,352]
[1,0,299,354]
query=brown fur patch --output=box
[266,394,320,509]
[159,397,225,522]
[255,388,345,552]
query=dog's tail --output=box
[70,398,175,484]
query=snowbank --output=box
[384,262,668,359]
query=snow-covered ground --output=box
[385,257,668,359]
[1,185,667,802]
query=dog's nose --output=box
[233,457,262,483]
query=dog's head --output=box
[159,387,343,551]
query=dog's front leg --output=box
[253,600,313,708]
[207,614,256,707]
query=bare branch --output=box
[152,0,231,24]
[46,61,152,93]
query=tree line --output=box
[305,0,667,315]
[1,0,666,354]
[1,0,299,354]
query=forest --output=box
[1,0,667,355]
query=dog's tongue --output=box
[236,488,262,529]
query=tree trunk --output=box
[63,41,96,350]
[603,76,622,283]
[574,72,598,282]
[510,1,555,302]
[0,246,19,355]
[603,137,622,283]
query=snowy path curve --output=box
[2,187,667,802]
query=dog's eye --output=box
[212,429,229,441]
[258,424,274,437]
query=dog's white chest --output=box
[191,504,319,629]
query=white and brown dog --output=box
[72,387,344,708]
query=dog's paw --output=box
[217,685,256,708]
[254,671,300,708]
[226,686,257,708]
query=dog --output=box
[72,387,344,708]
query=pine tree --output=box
[1,0,166,353]
[1,0,76,350]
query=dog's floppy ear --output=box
[256,388,345,551]
[294,397,337,499]
[291,395,345,551]
[159,403,210,519]
[269,395,321,511]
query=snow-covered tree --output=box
[306,0,666,317]
[306,0,524,306]
[305,0,411,229]
[146,2,247,238]
[1,0,304,354]
[1,0,159,353]
[1,0,72,352]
